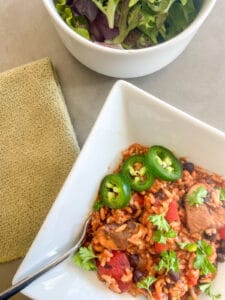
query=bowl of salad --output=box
[42,0,216,77]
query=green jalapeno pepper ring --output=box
[99,173,131,209]
[146,145,182,181]
[121,154,155,192]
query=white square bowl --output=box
[14,81,225,299]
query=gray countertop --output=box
[0,0,224,299]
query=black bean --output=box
[203,231,217,242]
[182,162,194,174]
[133,269,144,283]
[220,239,225,249]
[216,253,225,263]
[129,254,139,268]
[217,247,225,254]
[179,197,185,208]
[206,178,212,184]
[155,189,165,200]
[203,191,211,203]
[217,239,225,253]
[168,269,180,282]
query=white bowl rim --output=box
[42,0,217,55]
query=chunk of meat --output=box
[185,184,225,233]
[97,251,131,293]
[95,221,146,250]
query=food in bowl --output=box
[54,0,198,49]
[74,143,225,299]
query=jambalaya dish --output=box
[74,144,225,300]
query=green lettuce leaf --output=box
[92,0,121,28]
[55,0,90,40]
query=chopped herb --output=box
[178,242,197,252]
[178,242,189,249]
[199,283,221,300]
[73,245,97,271]
[219,187,225,201]
[137,275,156,291]
[194,240,216,275]
[156,251,179,274]
[148,214,170,231]
[149,214,177,244]
[186,186,207,206]
[153,229,177,244]
[93,200,104,211]
[198,240,213,256]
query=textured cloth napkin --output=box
[0,58,79,263]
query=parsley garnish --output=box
[73,245,97,271]
[148,214,170,231]
[178,242,197,252]
[186,186,207,206]
[137,276,156,291]
[93,200,104,211]
[153,229,177,244]
[194,240,216,275]
[219,187,225,202]
[156,251,179,274]
[199,283,221,300]
[149,214,177,244]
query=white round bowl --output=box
[42,0,216,78]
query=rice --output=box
[82,144,225,299]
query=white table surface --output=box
[0,0,224,299]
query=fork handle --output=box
[0,249,72,300]
[0,215,91,300]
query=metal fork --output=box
[0,215,91,300]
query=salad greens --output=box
[92,0,121,28]
[55,0,198,49]
[55,0,90,39]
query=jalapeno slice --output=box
[146,146,182,181]
[100,174,131,209]
[121,154,154,191]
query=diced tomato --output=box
[165,200,180,222]
[97,251,131,293]
[218,225,225,239]
[154,242,169,253]
[186,269,199,286]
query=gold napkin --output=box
[0,58,79,263]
